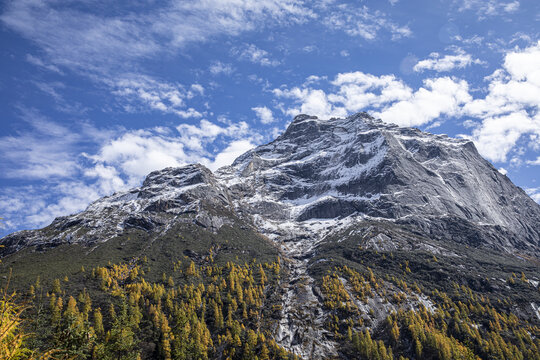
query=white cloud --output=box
[274,41,540,164]
[209,140,256,171]
[31,81,88,114]
[252,106,275,124]
[525,187,540,203]
[330,72,413,110]
[1,0,309,116]
[86,119,255,187]
[0,183,100,230]
[274,87,346,120]
[322,4,411,41]
[274,72,470,127]
[110,74,203,118]
[376,77,471,126]
[302,45,317,53]
[527,157,540,165]
[88,118,254,183]
[25,54,63,74]
[89,129,191,180]
[235,44,280,67]
[414,49,486,72]
[465,112,538,162]
[462,41,540,162]
[273,71,413,119]
[209,61,235,75]
[454,0,520,18]
[0,108,92,179]
[89,119,258,183]
[1,0,310,72]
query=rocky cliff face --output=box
[219,112,540,252]
[2,112,540,358]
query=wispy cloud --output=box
[1,0,311,116]
[209,61,235,76]
[454,0,520,18]
[1,0,311,72]
[25,54,63,74]
[31,81,88,114]
[110,74,204,118]
[322,4,411,41]
[234,44,280,67]
[0,108,100,179]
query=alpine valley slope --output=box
[1,112,540,359]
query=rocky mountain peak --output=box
[4,112,540,257]
[142,163,215,189]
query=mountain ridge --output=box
[3,112,540,264]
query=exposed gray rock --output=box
[219,112,540,255]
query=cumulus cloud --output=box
[86,119,254,186]
[274,72,470,127]
[88,119,258,183]
[465,112,538,162]
[414,49,486,72]
[462,41,540,162]
[210,140,256,170]
[274,41,540,164]
[376,77,471,126]
[252,106,275,124]
[274,86,345,120]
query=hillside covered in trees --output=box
[2,244,540,360]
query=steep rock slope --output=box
[219,113,540,253]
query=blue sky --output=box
[1,0,539,236]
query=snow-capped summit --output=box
[2,112,540,257]
[219,112,540,252]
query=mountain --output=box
[2,112,540,359]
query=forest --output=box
[2,249,539,360]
